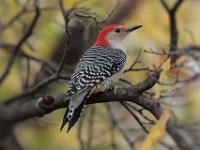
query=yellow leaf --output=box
[140,109,170,150]
[186,87,200,122]
[154,59,171,100]
[162,58,171,72]
[154,83,161,100]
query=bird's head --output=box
[94,24,142,48]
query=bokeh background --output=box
[1,0,200,150]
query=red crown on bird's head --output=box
[94,24,126,47]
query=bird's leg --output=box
[109,85,119,95]
[105,84,119,94]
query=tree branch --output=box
[160,0,185,61]
[0,85,191,150]
[0,0,40,85]
[0,126,23,150]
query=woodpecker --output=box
[60,24,142,132]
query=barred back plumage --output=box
[61,46,127,132]
[66,46,127,98]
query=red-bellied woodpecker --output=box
[60,24,142,132]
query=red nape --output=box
[94,24,120,47]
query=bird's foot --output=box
[110,85,119,95]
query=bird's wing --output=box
[66,46,127,99]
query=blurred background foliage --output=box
[0,0,200,150]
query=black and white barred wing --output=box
[66,46,127,99]
[61,46,127,131]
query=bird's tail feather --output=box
[67,103,85,132]
[60,108,70,131]
[60,99,88,132]
[60,91,91,132]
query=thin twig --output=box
[99,0,120,24]
[77,110,87,150]
[106,103,135,148]
[25,57,30,89]
[0,0,40,85]
[4,73,70,104]
[85,106,95,150]
[0,0,31,35]
[120,101,149,134]
[124,102,155,124]
[160,0,185,61]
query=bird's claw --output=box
[110,85,119,95]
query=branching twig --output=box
[99,1,120,24]
[160,0,185,61]
[124,102,155,124]
[120,101,149,134]
[124,49,155,73]
[0,0,40,85]
[106,103,135,148]
[0,0,31,35]
[4,73,70,104]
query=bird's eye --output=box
[114,28,121,33]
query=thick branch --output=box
[0,65,159,122]
[0,87,191,150]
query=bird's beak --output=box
[125,25,143,33]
